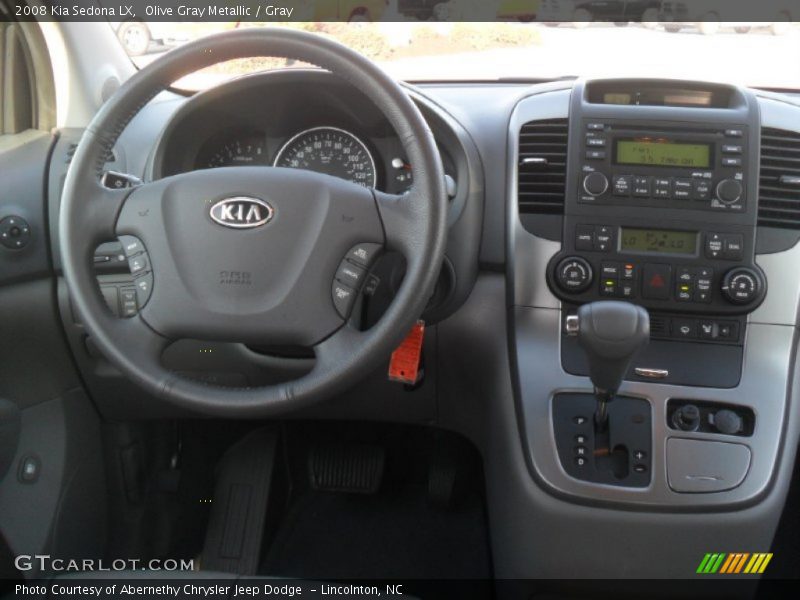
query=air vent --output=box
[518,118,568,215]
[758,128,800,230]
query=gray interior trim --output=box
[508,85,800,509]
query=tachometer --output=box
[273,127,377,188]
[205,136,266,168]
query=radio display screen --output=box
[615,139,711,168]
[620,228,698,255]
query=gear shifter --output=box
[565,301,650,430]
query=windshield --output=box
[113,21,800,90]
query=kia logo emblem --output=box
[209,197,274,229]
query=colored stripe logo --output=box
[697,553,773,574]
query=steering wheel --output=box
[60,28,447,417]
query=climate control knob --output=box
[583,172,609,197]
[715,179,743,205]
[555,257,593,293]
[721,267,764,306]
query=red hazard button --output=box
[642,264,672,300]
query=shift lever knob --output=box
[566,301,650,398]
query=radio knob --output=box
[715,179,743,204]
[721,267,764,306]
[555,257,593,294]
[583,172,609,197]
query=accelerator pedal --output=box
[308,443,385,494]
[201,428,278,575]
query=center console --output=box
[509,79,797,509]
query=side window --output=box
[0,2,55,137]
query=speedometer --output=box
[273,127,377,188]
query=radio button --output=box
[725,129,743,138]
[721,157,742,167]
[653,177,671,198]
[722,144,743,154]
[583,172,609,196]
[642,264,672,300]
[585,150,606,160]
[715,179,743,204]
[692,180,712,201]
[575,225,595,251]
[586,136,606,147]
[612,175,632,196]
[587,123,605,131]
[632,176,651,198]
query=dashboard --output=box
[155,70,457,196]
[28,63,800,579]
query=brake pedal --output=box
[308,443,385,494]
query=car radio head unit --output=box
[579,120,746,213]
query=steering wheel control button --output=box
[128,254,149,276]
[0,216,31,250]
[346,243,382,268]
[335,261,366,288]
[555,257,593,293]
[332,281,357,318]
[119,235,145,257]
[119,288,139,318]
[134,272,154,306]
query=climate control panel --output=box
[548,223,766,316]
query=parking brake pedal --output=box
[308,444,385,494]
[201,428,278,575]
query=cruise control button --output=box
[335,261,366,288]
[332,281,357,319]
[346,243,382,268]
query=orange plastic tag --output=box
[388,320,425,384]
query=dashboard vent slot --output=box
[758,128,800,230]
[518,118,568,215]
